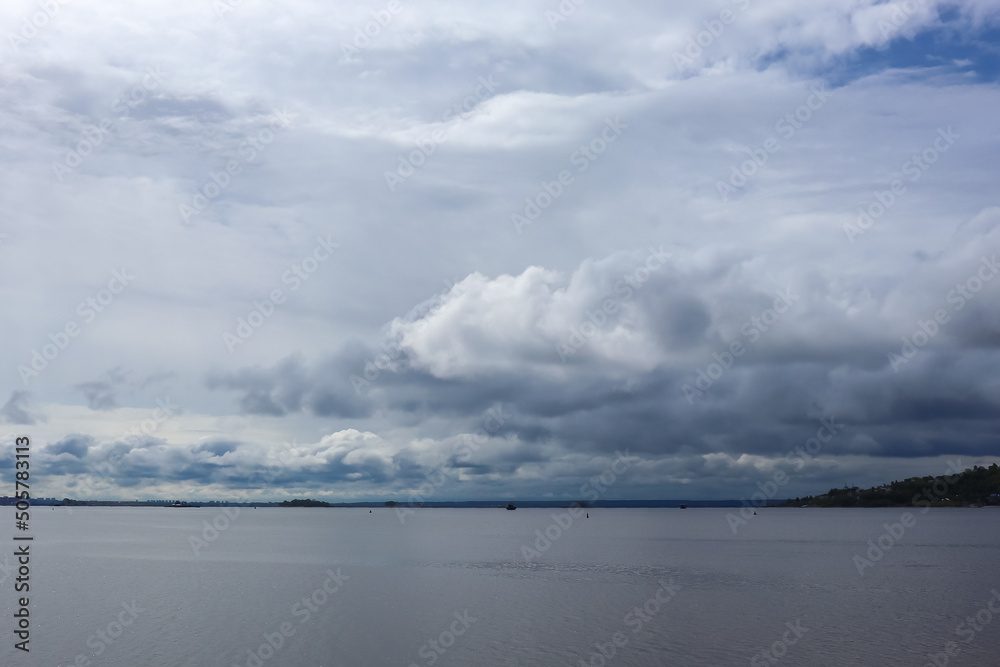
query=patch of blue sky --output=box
[756,20,1000,88]
[831,23,1000,86]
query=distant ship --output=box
[167,501,201,508]
[505,504,517,510]
[679,504,687,509]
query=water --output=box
[2,507,999,666]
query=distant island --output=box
[785,463,1000,508]
[279,498,331,508]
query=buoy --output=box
[586,513,589,518]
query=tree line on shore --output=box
[786,464,1000,507]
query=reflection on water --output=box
[2,507,999,666]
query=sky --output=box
[1,0,999,503]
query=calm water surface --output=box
[1,507,999,666]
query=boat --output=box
[505,504,517,510]
[167,501,201,508]
[679,504,687,509]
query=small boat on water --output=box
[167,501,201,508]
[679,504,687,509]
[505,504,517,510]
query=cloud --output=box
[47,434,93,459]
[75,379,122,411]
[386,246,681,379]
[0,391,40,425]
[205,351,373,418]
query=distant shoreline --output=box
[4,499,998,509]
[7,498,768,508]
